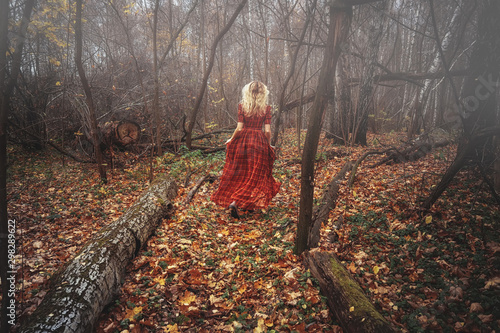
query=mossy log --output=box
[305,249,398,333]
[18,175,178,333]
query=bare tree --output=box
[352,2,386,145]
[185,0,248,149]
[75,0,107,183]
[422,0,500,209]
[296,0,353,255]
[271,0,318,146]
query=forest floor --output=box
[6,130,500,332]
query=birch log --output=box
[18,175,177,333]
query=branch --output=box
[9,120,93,163]
[347,68,476,86]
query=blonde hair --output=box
[241,81,269,117]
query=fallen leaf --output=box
[178,290,196,306]
[484,276,500,289]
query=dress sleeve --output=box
[264,105,272,125]
[238,104,245,123]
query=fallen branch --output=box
[18,175,178,333]
[348,137,451,187]
[371,140,450,168]
[9,120,93,163]
[308,161,353,248]
[185,174,217,204]
[349,150,392,187]
[284,149,346,166]
[305,249,398,333]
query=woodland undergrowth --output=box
[6,130,500,332]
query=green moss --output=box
[328,256,387,324]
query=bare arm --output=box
[225,122,244,144]
[264,124,271,144]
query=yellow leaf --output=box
[425,216,432,224]
[163,323,179,332]
[373,266,380,275]
[238,284,247,294]
[349,306,355,312]
[56,81,61,86]
[234,255,240,262]
[125,306,143,321]
[254,318,266,333]
[179,290,196,305]
[154,277,165,286]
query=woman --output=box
[211,81,280,218]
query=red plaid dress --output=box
[211,104,280,210]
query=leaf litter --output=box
[6,130,500,332]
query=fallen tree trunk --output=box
[305,249,398,333]
[371,139,450,168]
[18,175,178,333]
[101,120,141,146]
[348,137,451,187]
[308,161,352,248]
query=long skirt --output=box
[211,129,280,210]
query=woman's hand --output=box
[225,138,232,145]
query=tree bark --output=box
[18,175,178,333]
[296,0,352,255]
[305,250,398,333]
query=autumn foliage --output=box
[7,130,500,332]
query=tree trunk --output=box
[185,0,247,149]
[331,53,352,144]
[152,0,162,156]
[305,250,398,333]
[296,0,352,255]
[18,175,178,333]
[353,2,385,145]
[495,135,500,193]
[75,0,107,183]
[1,0,35,330]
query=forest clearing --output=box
[7,130,500,332]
